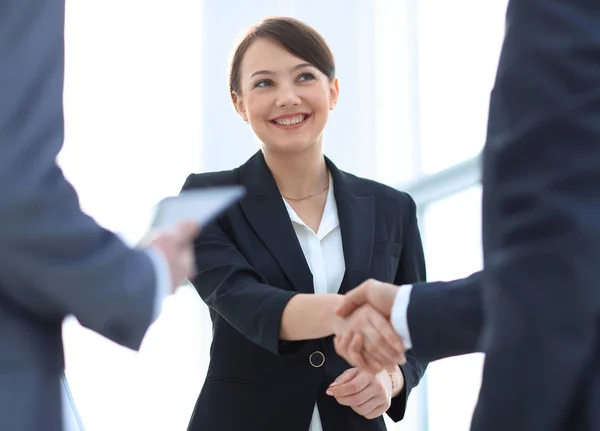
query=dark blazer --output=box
[182,151,428,431]
[471,1,600,430]
[0,2,158,431]
[408,272,484,363]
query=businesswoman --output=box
[182,17,427,431]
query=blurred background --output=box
[58,0,508,429]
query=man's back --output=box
[0,302,65,430]
[473,1,600,430]
[1,4,70,426]
[0,2,158,429]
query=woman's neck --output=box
[263,145,329,200]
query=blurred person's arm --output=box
[0,1,197,349]
[403,272,484,362]
[336,274,485,363]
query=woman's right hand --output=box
[332,303,406,372]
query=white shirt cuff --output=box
[391,284,414,350]
[145,248,172,322]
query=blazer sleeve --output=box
[0,4,156,350]
[182,178,300,356]
[0,164,158,350]
[408,272,484,362]
[387,193,428,422]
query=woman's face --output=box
[233,37,339,155]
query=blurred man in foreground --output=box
[0,2,200,430]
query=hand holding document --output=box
[151,186,246,229]
[143,186,246,292]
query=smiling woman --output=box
[229,20,337,160]
[181,17,428,431]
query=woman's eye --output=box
[297,72,315,82]
[254,79,273,88]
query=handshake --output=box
[332,279,407,373]
[139,218,409,375]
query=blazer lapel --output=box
[326,158,375,295]
[238,152,314,294]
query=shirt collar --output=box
[283,173,339,239]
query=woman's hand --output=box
[326,366,404,419]
[332,303,406,372]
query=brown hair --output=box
[229,17,336,96]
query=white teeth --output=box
[274,115,306,126]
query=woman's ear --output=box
[329,77,339,110]
[232,92,248,122]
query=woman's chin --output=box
[264,140,321,155]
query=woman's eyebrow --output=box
[249,62,313,79]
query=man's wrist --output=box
[144,247,173,323]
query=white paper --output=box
[150,186,245,229]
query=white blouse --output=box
[282,175,346,431]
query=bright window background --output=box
[416,0,507,175]
[373,0,415,186]
[58,1,506,430]
[61,2,208,431]
[421,186,484,431]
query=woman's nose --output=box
[275,84,301,107]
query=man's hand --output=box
[326,366,404,419]
[142,220,200,293]
[333,302,405,372]
[336,279,399,318]
[333,279,405,372]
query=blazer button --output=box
[309,351,325,368]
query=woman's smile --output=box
[269,113,312,130]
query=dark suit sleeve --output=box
[0,164,158,351]
[0,1,156,350]
[387,193,428,422]
[182,176,299,356]
[407,272,484,362]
